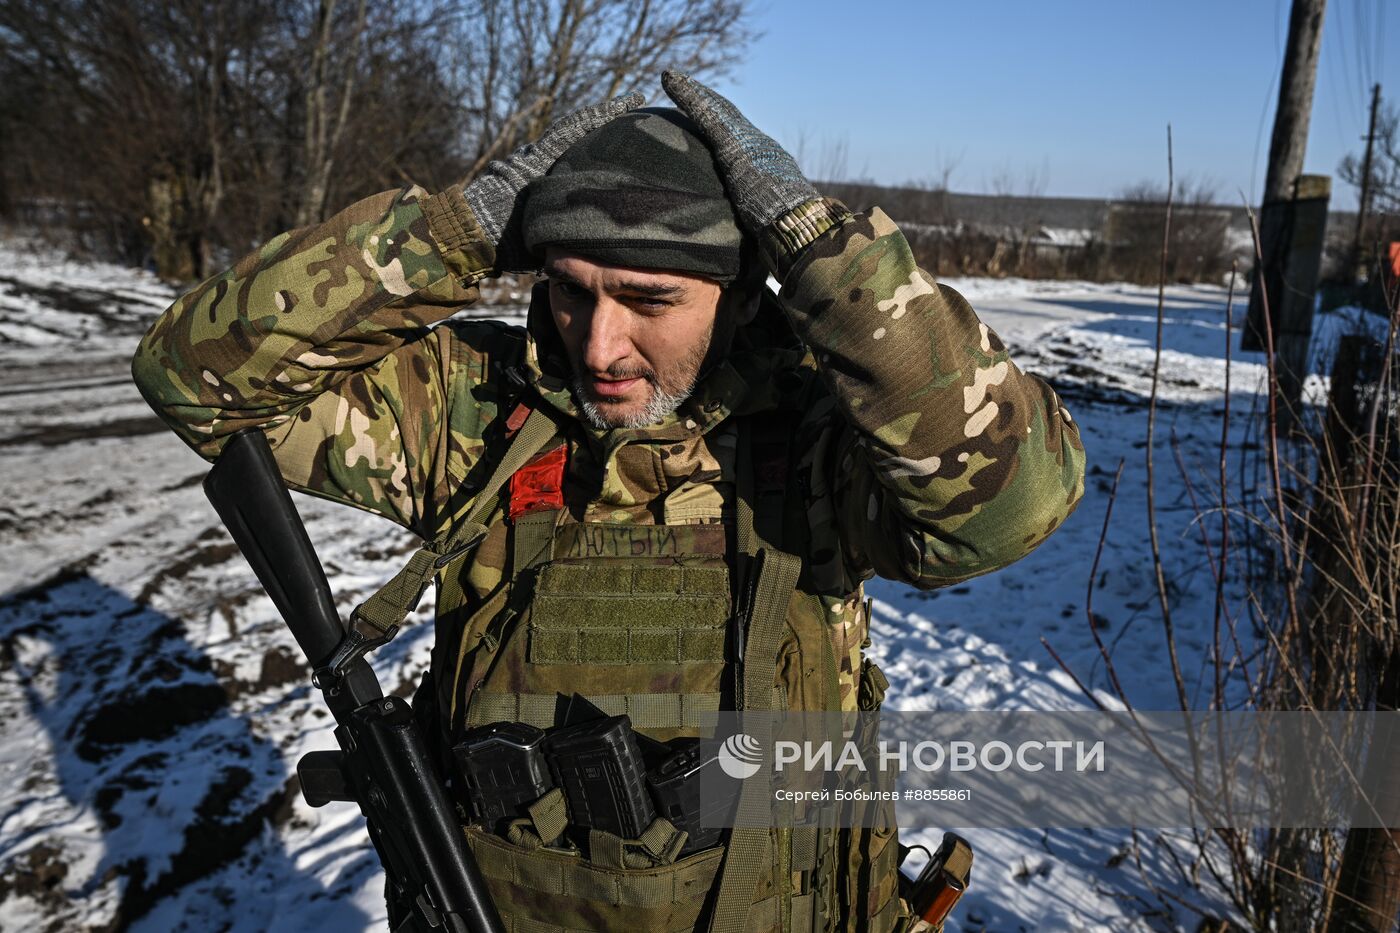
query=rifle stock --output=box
[204,429,504,933]
[203,429,344,664]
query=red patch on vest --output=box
[508,445,567,519]
[504,402,530,436]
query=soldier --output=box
[133,73,1085,932]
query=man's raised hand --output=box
[465,93,645,273]
[662,71,842,280]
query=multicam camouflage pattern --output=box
[132,182,1085,932]
[132,175,1085,749]
[133,174,1084,537]
[132,184,503,532]
[780,205,1085,590]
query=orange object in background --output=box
[1389,241,1399,280]
[904,833,974,928]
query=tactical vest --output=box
[358,337,908,933]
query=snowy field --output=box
[0,234,1374,931]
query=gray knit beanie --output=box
[520,107,744,283]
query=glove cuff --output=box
[760,197,853,280]
[423,185,498,282]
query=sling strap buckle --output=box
[311,611,401,690]
[433,529,486,567]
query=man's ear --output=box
[526,280,569,371]
[527,280,554,330]
[727,239,769,325]
[721,280,763,326]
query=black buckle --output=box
[432,527,487,567]
[311,613,399,690]
[433,543,472,568]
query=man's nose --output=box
[580,298,634,374]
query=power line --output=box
[1351,81,1381,278]
[1331,0,1362,125]
[1375,0,1384,88]
[1252,0,1290,200]
[1325,7,1358,144]
[1350,0,1370,94]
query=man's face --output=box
[545,248,724,429]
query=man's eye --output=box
[629,296,672,312]
[556,282,589,300]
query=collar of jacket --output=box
[516,282,812,449]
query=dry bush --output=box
[1254,322,1400,932]
[1108,178,1233,284]
[1179,310,1400,931]
[1045,176,1400,928]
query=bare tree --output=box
[1021,157,1050,199]
[0,0,754,279]
[297,0,370,226]
[443,0,753,184]
[984,165,1017,199]
[792,129,850,186]
[900,147,963,196]
[0,0,299,278]
[983,159,1049,199]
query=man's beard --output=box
[571,325,713,430]
[573,374,694,429]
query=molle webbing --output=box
[530,563,731,664]
[468,692,722,732]
[441,407,855,932]
[588,818,688,870]
[463,519,735,736]
[707,549,800,933]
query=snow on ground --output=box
[0,237,1386,931]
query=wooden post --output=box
[1244,0,1327,358]
[1353,83,1383,281]
[1248,175,1332,430]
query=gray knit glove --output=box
[662,71,849,279]
[660,71,815,229]
[465,92,644,272]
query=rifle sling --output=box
[351,405,559,641]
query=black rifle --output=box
[204,429,503,933]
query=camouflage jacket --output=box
[132,184,1086,699]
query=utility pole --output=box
[1352,83,1382,280]
[1260,0,1327,209]
[1243,0,1329,431]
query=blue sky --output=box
[705,0,1395,210]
